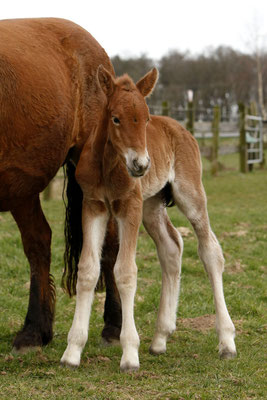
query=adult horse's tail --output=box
[62,161,83,296]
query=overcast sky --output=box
[1,0,267,59]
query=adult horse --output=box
[0,18,121,352]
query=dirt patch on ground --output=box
[222,230,248,238]
[179,315,244,334]
[226,259,247,274]
[177,226,193,237]
[179,314,216,332]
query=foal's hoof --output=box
[149,337,167,355]
[60,359,79,369]
[149,346,166,356]
[220,349,237,360]
[120,362,140,373]
[60,349,81,369]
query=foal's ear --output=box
[97,65,115,97]
[136,68,159,98]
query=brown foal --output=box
[61,66,236,372]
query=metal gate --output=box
[245,115,263,165]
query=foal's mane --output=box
[115,74,136,92]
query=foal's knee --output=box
[163,223,183,275]
[198,231,225,274]
[77,260,100,291]
[114,262,137,293]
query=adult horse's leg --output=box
[101,218,121,344]
[11,195,55,351]
[172,180,237,359]
[143,196,183,355]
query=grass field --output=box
[0,156,266,399]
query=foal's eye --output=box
[112,116,120,126]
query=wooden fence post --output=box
[260,138,266,169]
[248,102,257,171]
[239,103,248,173]
[211,105,220,176]
[162,101,169,116]
[186,100,194,135]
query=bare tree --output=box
[246,14,267,120]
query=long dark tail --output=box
[62,161,83,297]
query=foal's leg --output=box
[113,197,143,372]
[172,181,236,358]
[61,201,108,367]
[143,196,183,355]
[11,195,55,352]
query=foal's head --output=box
[97,65,158,177]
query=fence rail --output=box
[195,132,239,139]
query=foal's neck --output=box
[93,111,110,157]
[93,110,125,172]
[93,111,138,200]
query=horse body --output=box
[0,18,120,350]
[61,67,236,371]
[0,18,113,208]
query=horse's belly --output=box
[141,166,174,201]
[0,164,54,205]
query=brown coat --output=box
[0,18,114,210]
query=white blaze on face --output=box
[124,148,150,177]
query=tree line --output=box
[112,46,267,118]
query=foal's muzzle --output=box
[125,148,151,178]
[128,156,151,177]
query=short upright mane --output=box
[115,74,136,92]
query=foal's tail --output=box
[62,161,83,297]
[160,182,175,208]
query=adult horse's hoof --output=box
[101,337,120,347]
[101,324,121,345]
[12,345,42,355]
[12,325,51,353]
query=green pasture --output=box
[0,155,266,399]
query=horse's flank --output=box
[141,115,202,199]
[0,18,114,209]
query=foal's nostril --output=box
[132,159,144,173]
[133,159,139,171]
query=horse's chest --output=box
[103,168,134,200]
